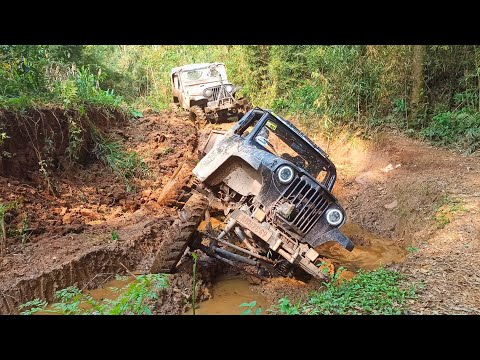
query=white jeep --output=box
[170,62,250,125]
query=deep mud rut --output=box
[0,109,199,314]
[1,110,479,315]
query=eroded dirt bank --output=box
[0,108,198,314]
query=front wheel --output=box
[236,99,251,119]
[189,105,208,128]
[150,192,208,273]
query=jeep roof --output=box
[257,109,331,159]
[170,62,225,76]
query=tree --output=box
[409,45,426,127]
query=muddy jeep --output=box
[151,108,353,281]
[170,62,250,125]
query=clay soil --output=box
[0,108,198,314]
[1,108,479,315]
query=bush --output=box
[272,267,418,315]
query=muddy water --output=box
[37,276,136,314]
[316,222,407,271]
[85,276,136,303]
[184,276,269,315]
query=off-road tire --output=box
[240,100,252,116]
[238,99,251,118]
[150,192,208,274]
[189,105,208,127]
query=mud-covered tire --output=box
[189,105,208,127]
[150,192,208,274]
[236,99,251,119]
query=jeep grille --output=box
[276,176,332,236]
[207,85,227,101]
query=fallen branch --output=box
[119,262,138,279]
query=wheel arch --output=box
[205,156,263,197]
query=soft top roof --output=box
[171,62,225,75]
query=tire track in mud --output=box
[0,110,199,314]
[0,215,174,314]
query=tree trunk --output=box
[409,45,426,127]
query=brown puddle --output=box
[316,222,407,271]
[37,276,136,315]
[85,276,136,303]
[184,276,269,315]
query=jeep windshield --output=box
[253,116,332,185]
[180,65,228,85]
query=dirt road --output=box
[1,109,478,314]
[310,128,480,314]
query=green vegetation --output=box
[110,230,119,241]
[3,45,480,152]
[18,216,30,245]
[18,274,169,315]
[91,133,149,192]
[0,132,7,146]
[433,195,467,229]
[271,267,418,315]
[239,300,262,315]
[0,46,125,112]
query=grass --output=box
[18,273,169,315]
[92,133,149,192]
[162,147,174,155]
[110,230,119,241]
[433,195,467,229]
[271,267,418,315]
[18,216,31,245]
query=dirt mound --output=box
[252,277,320,307]
[0,106,125,179]
[147,254,225,315]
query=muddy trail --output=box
[0,108,199,314]
[1,109,479,315]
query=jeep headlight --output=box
[204,88,213,98]
[277,165,294,184]
[225,84,233,93]
[326,208,343,226]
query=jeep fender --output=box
[193,135,264,183]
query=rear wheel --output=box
[150,192,208,274]
[189,105,208,127]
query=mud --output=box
[0,109,197,314]
[147,254,224,315]
[297,124,480,314]
[184,276,269,315]
[3,108,479,315]
[316,222,407,271]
